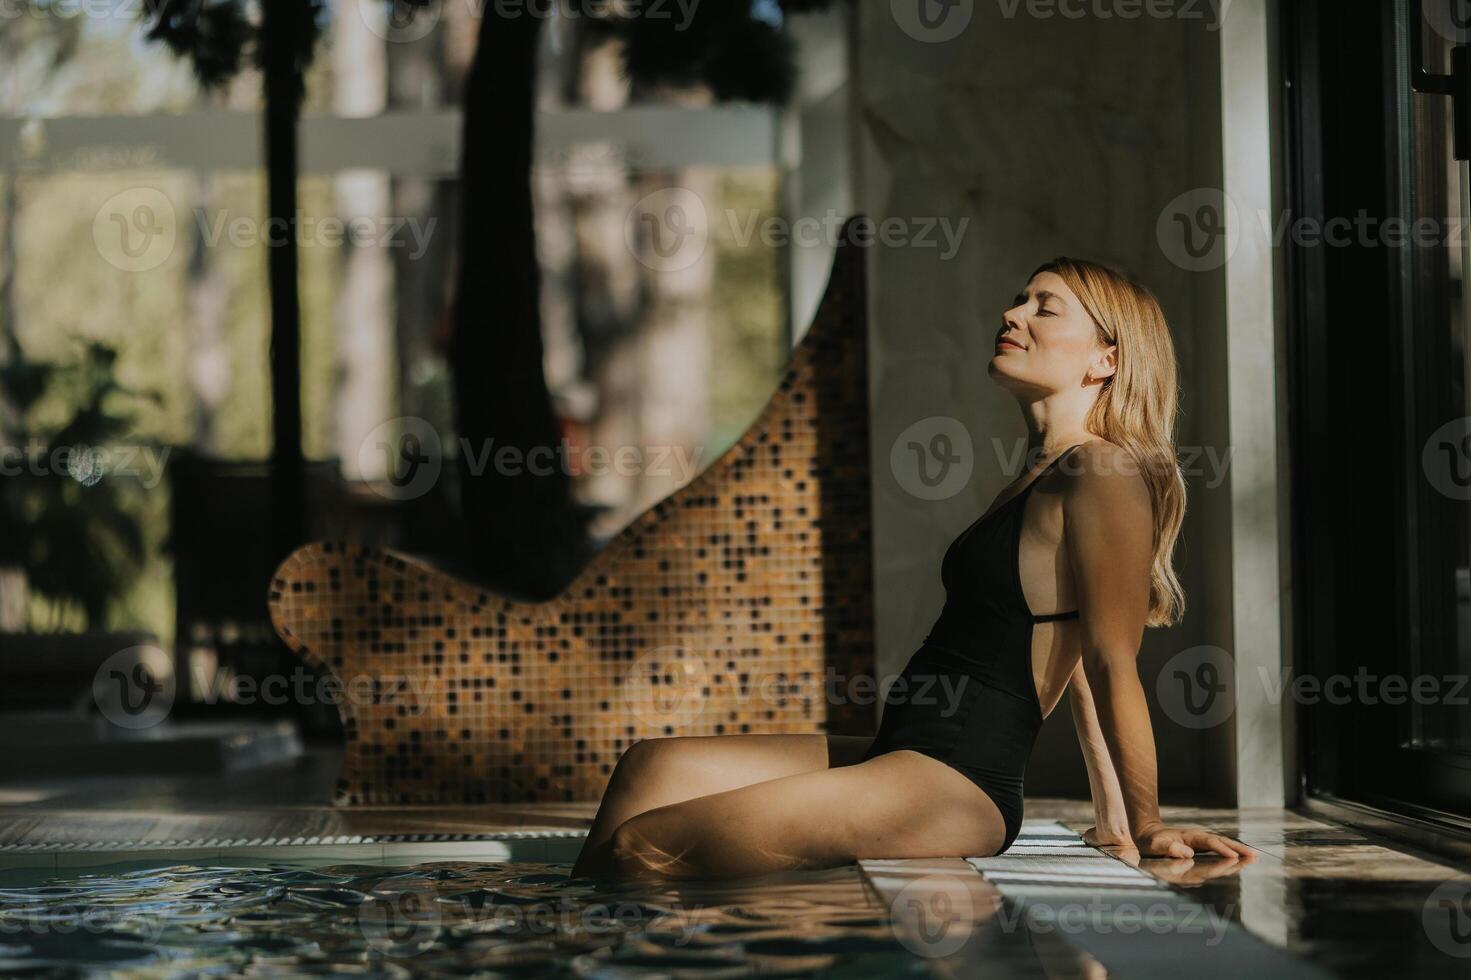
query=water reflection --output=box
[0,860,933,977]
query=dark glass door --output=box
[1289,0,1471,829]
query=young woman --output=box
[570,257,1257,881]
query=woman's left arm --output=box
[1063,447,1255,862]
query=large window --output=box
[1289,0,1471,830]
[1,2,849,720]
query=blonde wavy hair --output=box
[1032,257,1187,628]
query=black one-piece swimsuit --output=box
[859,443,1084,854]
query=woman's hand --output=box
[1131,821,1257,862]
[1080,824,1134,848]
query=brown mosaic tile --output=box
[268,224,876,805]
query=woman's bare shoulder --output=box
[1061,440,1152,514]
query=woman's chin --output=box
[986,359,1022,388]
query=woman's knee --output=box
[610,736,688,793]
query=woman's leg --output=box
[608,749,1008,881]
[570,732,872,879]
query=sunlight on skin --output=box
[1095,837,1255,875]
[612,821,833,882]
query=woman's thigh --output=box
[572,731,873,878]
[610,748,1008,880]
[609,731,871,813]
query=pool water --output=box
[0,858,930,977]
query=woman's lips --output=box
[996,340,1023,351]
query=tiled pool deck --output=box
[2,793,1469,975]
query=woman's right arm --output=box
[1068,656,1133,846]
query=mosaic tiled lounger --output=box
[269,218,876,806]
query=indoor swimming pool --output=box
[0,853,925,977]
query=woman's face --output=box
[988,271,1113,392]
